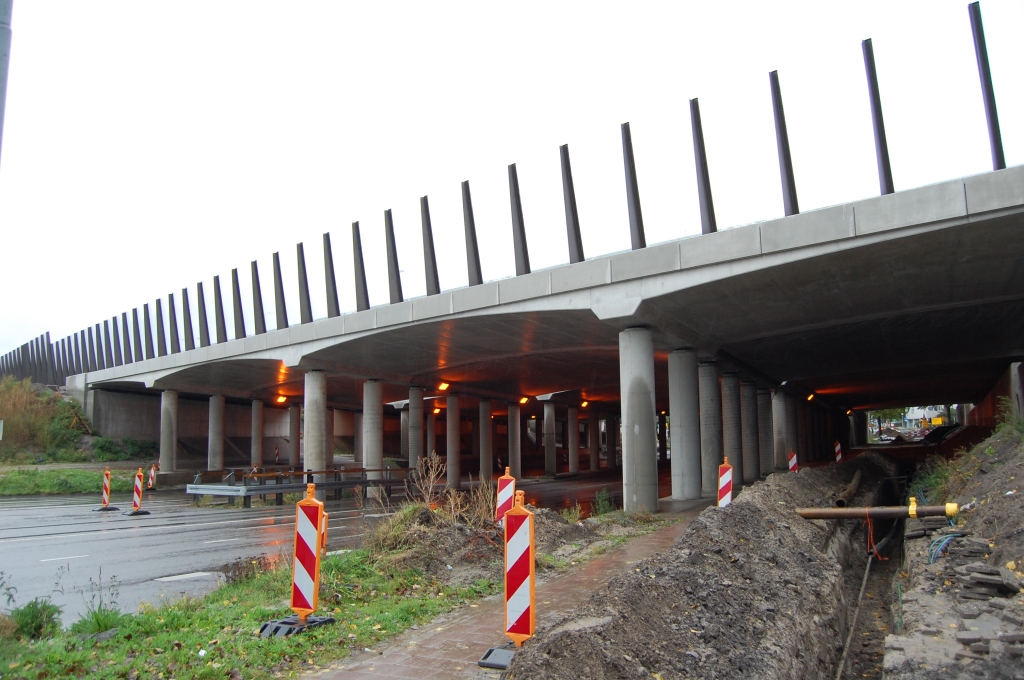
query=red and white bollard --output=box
[93,467,119,512]
[495,467,516,525]
[788,450,799,473]
[147,464,157,490]
[274,445,280,465]
[124,468,150,516]
[718,457,733,508]
[834,441,843,464]
[504,490,536,647]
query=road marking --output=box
[40,555,88,562]
[203,538,239,544]
[155,572,212,582]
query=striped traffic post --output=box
[93,467,119,512]
[504,490,535,647]
[834,441,843,463]
[495,467,515,524]
[788,450,799,473]
[147,464,157,490]
[718,457,733,508]
[123,468,150,516]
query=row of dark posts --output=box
[0,3,1006,386]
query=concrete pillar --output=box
[619,327,658,513]
[324,407,335,470]
[288,404,301,467]
[567,406,579,475]
[159,390,178,472]
[657,413,667,461]
[304,371,326,499]
[543,402,556,477]
[507,403,522,479]
[446,395,461,488]
[363,380,384,480]
[409,388,424,470]
[354,412,364,465]
[478,399,493,481]
[400,408,410,459]
[588,410,600,471]
[757,388,774,477]
[208,394,225,471]
[772,391,788,471]
[721,372,743,494]
[698,359,722,497]
[251,400,264,468]
[668,350,701,500]
[426,406,436,459]
[740,381,759,483]
[796,401,808,464]
[785,393,798,467]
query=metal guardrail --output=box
[186,467,411,508]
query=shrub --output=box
[10,598,62,638]
[593,488,615,515]
[93,437,158,461]
[0,377,89,458]
[560,502,583,524]
[995,396,1024,437]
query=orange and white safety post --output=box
[147,464,157,490]
[291,483,327,623]
[834,441,843,464]
[788,450,799,473]
[504,490,536,647]
[496,467,516,524]
[123,468,150,516]
[93,467,119,512]
[718,457,733,508]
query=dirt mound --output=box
[502,453,895,680]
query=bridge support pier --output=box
[479,399,492,481]
[425,406,435,460]
[251,400,264,468]
[409,388,423,470]
[324,406,335,471]
[589,411,600,472]
[354,412,363,466]
[668,350,700,500]
[698,359,722,497]
[542,402,556,478]
[304,371,326,500]
[757,388,774,477]
[288,404,301,468]
[160,390,178,472]
[721,372,743,495]
[400,407,410,461]
[567,406,579,475]
[772,390,788,471]
[447,395,461,488]
[507,402,522,479]
[796,401,809,465]
[208,395,225,472]
[741,381,759,483]
[619,327,658,514]
[785,393,798,467]
[657,413,667,461]
[363,380,383,481]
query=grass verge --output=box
[0,468,138,496]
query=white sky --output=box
[1,0,1022,356]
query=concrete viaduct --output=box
[2,3,1020,513]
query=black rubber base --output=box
[479,646,516,669]
[93,506,120,512]
[259,614,335,638]
[122,509,151,516]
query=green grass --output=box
[0,378,88,462]
[0,468,136,496]
[0,550,498,679]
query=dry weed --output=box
[409,451,446,507]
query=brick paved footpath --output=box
[312,498,710,679]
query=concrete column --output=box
[657,413,667,461]
[426,406,436,459]
[543,402,556,477]
[208,394,225,471]
[588,410,600,471]
[796,401,808,464]
[507,403,521,479]
[567,406,579,475]
[324,407,335,471]
[619,327,658,513]
[698,359,722,497]
[409,388,424,469]
[668,350,701,500]
[446,395,461,488]
[354,412,364,465]
[720,372,743,494]
[159,390,178,472]
[400,408,410,459]
[740,381,759,483]
[303,371,326,498]
[478,399,492,481]
[757,388,774,477]
[785,393,798,467]
[363,380,384,480]
[251,400,264,468]
[288,404,301,467]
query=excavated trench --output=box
[502,453,906,680]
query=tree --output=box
[869,408,906,433]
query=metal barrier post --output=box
[276,471,284,505]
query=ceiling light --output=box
[531,415,536,419]
[581,401,588,408]
[519,396,529,404]
[660,410,665,415]
[433,408,441,414]
[846,409,852,415]
[438,382,449,391]
[807,394,815,401]
[276,396,287,403]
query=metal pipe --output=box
[835,469,862,507]
[861,39,894,195]
[968,2,1004,171]
[797,503,957,520]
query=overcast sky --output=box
[1,1,1021,356]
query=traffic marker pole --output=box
[274,445,280,465]
[788,450,799,473]
[93,467,119,512]
[259,483,335,637]
[147,464,157,490]
[834,441,843,463]
[495,467,516,524]
[718,457,733,508]
[504,490,536,647]
[123,468,151,516]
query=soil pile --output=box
[502,453,895,680]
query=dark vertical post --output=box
[560,144,585,263]
[59,340,69,382]
[92,325,106,370]
[621,122,646,249]
[167,295,181,354]
[155,300,167,357]
[213,276,228,343]
[231,268,246,340]
[323,233,340,318]
[181,290,196,351]
[87,327,98,371]
[420,196,441,296]
[507,164,531,276]
[45,333,57,384]
[73,335,82,374]
[103,320,115,366]
[968,2,1005,171]
[197,283,211,348]
[296,244,313,324]
[251,262,267,334]
[384,209,404,303]
[272,253,289,329]
[862,39,894,195]
[461,181,484,286]
[111,318,123,365]
[690,98,718,234]
[143,304,156,359]
[769,71,799,216]
[352,222,370,312]
[122,312,134,363]
[28,339,36,380]
[0,1,11,170]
